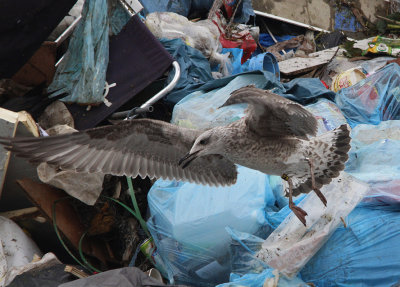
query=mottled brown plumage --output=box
[0,86,351,225]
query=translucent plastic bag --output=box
[147,166,270,286]
[171,73,268,129]
[49,0,130,104]
[335,63,400,126]
[346,120,400,205]
[216,228,308,287]
[256,172,369,278]
[305,98,348,134]
[298,122,400,286]
[217,268,308,287]
[145,12,231,77]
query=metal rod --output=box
[54,15,82,47]
[254,10,330,33]
[110,61,181,120]
[140,61,181,109]
[263,22,287,55]
[111,106,154,119]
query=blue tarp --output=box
[166,69,335,105]
[161,38,214,106]
[259,34,297,49]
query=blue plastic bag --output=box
[346,120,400,205]
[49,0,130,104]
[161,38,214,105]
[220,48,280,78]
[305,98,348,134]
[298,120,400,286]
[147,166,271,286]
[216,228,308,287]
[301,204,400,287]
[335,63,400,127]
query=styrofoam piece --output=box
[0,216,42,287]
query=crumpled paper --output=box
[36,124,104,205]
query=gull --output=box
[0,86,350,226]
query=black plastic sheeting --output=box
[66,14,174,130]
[0,0,77,78]
[8,263,74,287]
[315,31,347,51]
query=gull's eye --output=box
[199,139,207,145]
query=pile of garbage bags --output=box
[147,63,400,286]
[2,0,400,286]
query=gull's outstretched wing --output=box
[0,119,237,186]
[220,85,317,139]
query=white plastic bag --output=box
[256,172,369,278]
[145,12,231,77]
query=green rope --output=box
[103,194,150,237]
[53,178,151,273]
[52,197,88,270]
[78,231,101,273]
[126,177,150,237]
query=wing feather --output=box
[0,118,237,186]
[220,85,317,139]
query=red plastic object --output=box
[212,12,257,64]
[321,80,329,89]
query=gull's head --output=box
[178,129,223,169]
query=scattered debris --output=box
[278,38,371,76]
[36,124,104,206]
[362,36,400,57]
[1,0,399,286]
[0,108,39,211]
[145,11,230,76]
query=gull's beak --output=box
[178,150,200,169]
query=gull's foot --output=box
[290,205,308,226]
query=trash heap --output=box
[1,0,400,286]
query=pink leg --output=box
[283,175,308,226]
[306,158,327,206]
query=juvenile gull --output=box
[0,86,350,226]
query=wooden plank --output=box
[17,178,108,263]
[0,207,40,220]
[0,108,39,209]
[278,38,373,76]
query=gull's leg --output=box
[282,174,308,226]
[306,158,327,207]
